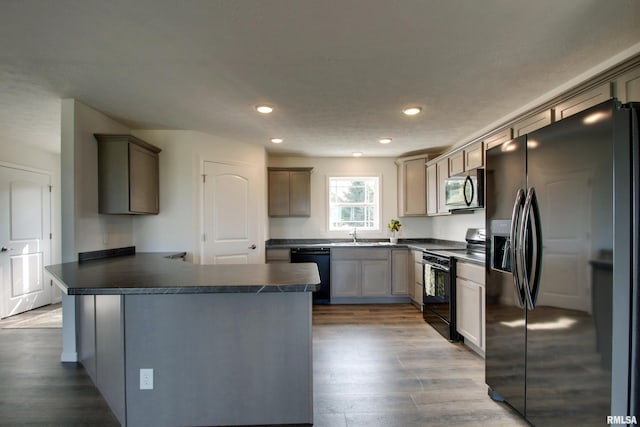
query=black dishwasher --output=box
[290,248,330,304]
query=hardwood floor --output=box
[312,305,527,427]
[0,303,527,426]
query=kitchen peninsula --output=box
[45,251,320,427]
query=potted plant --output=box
[387,219,401,244]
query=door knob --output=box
[1,247,13,252]
[248,244,257,250]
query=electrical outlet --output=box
[140,368,154,390]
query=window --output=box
[328,176,380,231]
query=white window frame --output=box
[327,175,381,232]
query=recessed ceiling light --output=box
[403,106,422,116]
[379,137,392,144]
[352,152,363,157]
[256,105,274,114]
[271,138,283,144]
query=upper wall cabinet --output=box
[95,134,161,215]
[483,127,513,151]
[268,167,312,217]
[448,151,464,176]
[397,156,428,216]
[615,67,640,103]
[553,82,612,121]
[448,141,484,177]
[464,141,484,171]
[435,158,450,215]
[513,110,552,137]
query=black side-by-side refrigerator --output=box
[485,99,639,426]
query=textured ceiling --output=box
[1,0,640,157]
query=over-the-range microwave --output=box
[444,169,484,212]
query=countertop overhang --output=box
[45,252,321,295]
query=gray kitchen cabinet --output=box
[390,249,409,296]
[397,156,428,216]
[330,248,395,302]
[513,109,552,137]
[95,134,161,215]
[362,260,389,296]
[615,65,640,103]
[464,141,484,171]
[449,141,484,178]
[435,158,450,215]
[265,248,290,263]
[331,259,360,297]
[455,261,485,355]
[483,127,513,151]
[410,250,423,307]
[407,249,416,301]
[268,167,312,217]
[448,151,464,177]
[426,164,438,216]
[553,82,612,121]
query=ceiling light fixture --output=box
[256,105,274,114]
[402,106,422,116]
[352,152,363,157]
[271,138,283,144]
[379,137,392,144]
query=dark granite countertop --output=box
[265,238,488,263]
[266,238,466,251]
[45,252,321,295]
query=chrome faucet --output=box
[349,227,357,243]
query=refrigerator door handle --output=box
[530,187,543,310]
[510,188,526,308]
[521,187,543,311]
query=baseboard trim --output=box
[61,351,78,363]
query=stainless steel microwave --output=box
[444,169,484,211]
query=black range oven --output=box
[422,251,459,342]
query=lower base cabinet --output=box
[331,248,409,303]
[410,250,423,306]
[331,260,361,297]
[331,249,390,298]
[455,261,485,354]
[390,249,409,296]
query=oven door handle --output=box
[422,261,449,273]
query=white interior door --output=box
[201,161,262,264]
[0,165,52,318]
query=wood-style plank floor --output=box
[312,305,527,426]
[0,303,527,426]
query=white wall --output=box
[421,210,485,242]
[268,156,416,239]
[132,130,267,262]
[59,102,268,263]
[60,99,478,260]
[61,99,133,262]
[267,155,485,242]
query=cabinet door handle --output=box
[248,244,257,250]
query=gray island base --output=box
[45,254,320,427]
